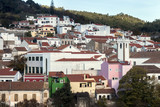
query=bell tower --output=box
[117,36,130,61]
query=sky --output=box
[30,0,160,22]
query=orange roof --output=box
[66,74,94,82]
[0,68,18,75]
[90,76,106,82]
[42,42,50,47]
[130,43,142,48]
[57,45,69,50]
[49,72,65,78]
[25,40,37,45]
[56,58,98,62]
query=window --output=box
[29,67,31,73]
[99,95,101,99]
[40,67,43,74]
[134,61,136,66]
[44,93,47,97]
[14,94,18,101]
[1,94,5,102]
[148,76,151,79]
[29,57,31,61]
[158,76,160,80]
[32,67,35,73]
[36,67,39,73]
[26,80,30,82]
[110,69,112,71]
[32,94,36,100]
[32,57,35,61]
[60,79,64,83]
[120,43,122,49]
[40,57,43,61]
[39,80,43,82]
[23,94,27,100]
[33,80,36,82]
[36,57,39,61]
[87,82,92,87]
[126,43,127,48]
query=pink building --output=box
[99,59,132,92]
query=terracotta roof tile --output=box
[57,45,69,50]
[135,65,160,73]
[90,76,106,82]
[56,58,98,62]
[0,82,44,91]
[49,72,65,78]
[66,74,94,82]
[42,42,50,47]
[0,68,17,75]
[14,47,27,51]
[96,88,115,94]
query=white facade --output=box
[47,37,61,47]
[0,33,21,49]
[20,40,39,51]
[25,50,105,75]
[26,16,36,21]
[57,26,72,34]
[2,53,14,61]
[117,37,130,61]
[58,16,75,26]
[35,16,59,27]
[74,24,112,36]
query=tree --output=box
[24,31,32,37]
[52,82,75,107]
[97,96,107,107]
[117,66,160,107]
[9,55,27,74]
[17,99,42,107]
[46,33,54,37]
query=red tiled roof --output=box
[96,89,115,94]
[57,45,69,50]
[25,40,37,45]
[14,47,27,51]
[42,42,50,47]
[66,74,94,82]
[90,76,106,82]
[0,68,17,75]
[42,25,53,27]
[94,55,102,59]
[93,39,107,43]
[71,51,98,54]
[49,72,65,78]
[56,58,98,62]
[130,43,142,48]
[85,35,116,39]
[0,82,44,91]
[29,50,61,53]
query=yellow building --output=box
[66,74,107,97]
[31,25,55,37]
[0,82,49,106]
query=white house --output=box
[25,45,106,75]
[35,15,59,27]
[58,16,74,26]
[12,47,27,56]
[20,40,39,51]
[57,26,72,34]
[74,24,112,36]
[0,68,22,82]
[2,49,14,61]
[47,37,61,47]
[0,33,21,49]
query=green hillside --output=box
[0,0,160,37]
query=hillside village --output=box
[0,14,160,107]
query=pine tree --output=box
[50,0,54,15]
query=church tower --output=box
[117,36,130,61]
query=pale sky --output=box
[29,0,160,22]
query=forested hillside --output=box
[0,0,160,37]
